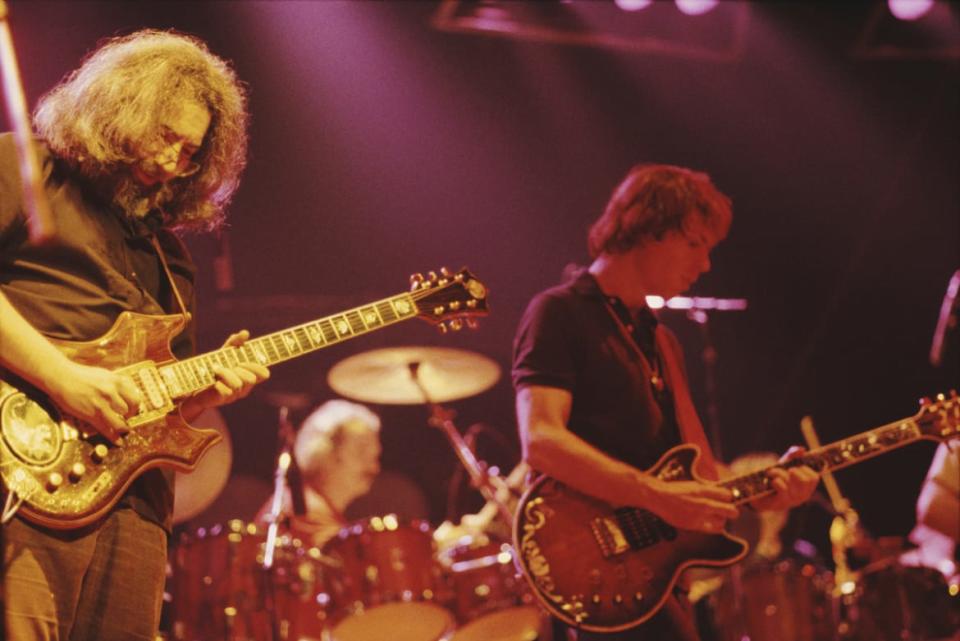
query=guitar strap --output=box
[602,300,720,481]
[149,234,189,318]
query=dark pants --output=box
[3,508,167,641]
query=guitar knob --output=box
[46,472,64,492]
[91,444,109,464]
[591,594,601,604]
[69,462,86,482]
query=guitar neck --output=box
[158,291,419,398]
[721,417,925,504]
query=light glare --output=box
[675,0,720,16]
[888,0,935,21]
[614,0,653,11]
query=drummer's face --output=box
[335,422,382,495]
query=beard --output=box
[96,170,179,221]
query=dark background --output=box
[7,1,958,558]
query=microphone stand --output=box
[407,362,516,529]
[261,406,296,641]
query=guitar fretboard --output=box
[157,292,418,398]
[721,419,923,504]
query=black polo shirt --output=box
[512,268,682,472]
[0,133,196,531]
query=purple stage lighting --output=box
[614,0,653,11]
[888,0,935,21]
[675,0,720,17]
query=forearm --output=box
[0,291,71,391]
[524,422,660,509]
[918,479,960,541]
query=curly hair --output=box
[32,29,248,231]
[588,163,732,258]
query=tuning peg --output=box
[437,323,448,334]
[919,396,932,407]
[440,267,451,277]
[433,306,445,316]
[409,273,424,290]
[936,392,946,402]
[427,270,438,283]
[466,319,479,330]
[449,319,463,331]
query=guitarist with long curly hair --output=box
[0,30,268,641]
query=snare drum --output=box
[170,520,324,641]
[320,515,454,641]
[440,535,545,641]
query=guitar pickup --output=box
[590,516,630,559]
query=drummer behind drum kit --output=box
[169,342,960,641]
[170,346,549,641]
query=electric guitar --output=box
[513,393,959,633]
[0,268,488,529]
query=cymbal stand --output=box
[407,362,516,528]
[801,415,862,599]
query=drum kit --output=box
[167,346,960,641]
[168,346,548,641]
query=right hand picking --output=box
[46,361,142,444]
[647,478,739,534]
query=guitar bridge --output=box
[590,516,630,559]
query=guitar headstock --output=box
[915,391,960,442]
[409,267,489,332]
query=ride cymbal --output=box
[327,346,500,404]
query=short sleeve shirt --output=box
[0,133,196,530]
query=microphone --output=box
[930,269,960,367]
[277,407,307,517]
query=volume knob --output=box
[91,444,109,464]
[46,472,64,492]
[69,462,86,482]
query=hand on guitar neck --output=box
[742,445,820,512]
[179,329,270,422]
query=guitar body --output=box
[513,444,748,632]
[0,311,220,529]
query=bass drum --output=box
[440,535,547,641]
[170,520,323,641]
[841,563,960,641]
[709,559,835,641]
[320,515,454,641]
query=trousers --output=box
[3,507,167,641]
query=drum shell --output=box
[710,559,835,641]
[841,564,960,641]
[170,521,323,641]
[320,517,453,641]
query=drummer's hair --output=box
[295,399,381,479]
[588,163,732,258]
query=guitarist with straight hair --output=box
[0,30,269,641]
[512,163,820,640]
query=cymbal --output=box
[328,346,500,405]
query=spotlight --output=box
[675,0,720,16]
[887,0,935,21]
[614,0,653,11]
